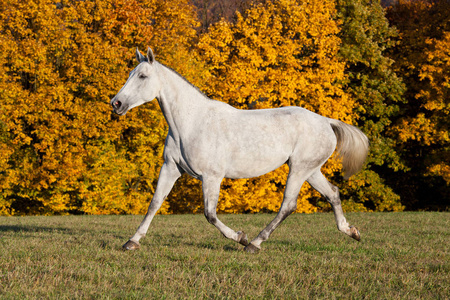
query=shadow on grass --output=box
[222,244,242,252]
[0,224,127,241]
[0,225,75,234]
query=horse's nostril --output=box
[114,100,122,109]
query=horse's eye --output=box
[139,74,147,79]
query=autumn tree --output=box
[333,0,405,211]
[3,0,444,215]
[196,0,355,213]
[386,0,450,210]
[0,0,205,215]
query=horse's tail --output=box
[328,119,369,179]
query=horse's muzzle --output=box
[111,99,127,115]
[111,98,121,109]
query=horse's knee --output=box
[282,200,297,216]
[204,210,217,225]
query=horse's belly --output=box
[224,160,287,179]
[224,145,291,179]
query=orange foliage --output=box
[2,0,445,215]
[0,0,202,215]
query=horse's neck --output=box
[156,63,209,137]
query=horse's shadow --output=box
[195,240,242,252]
[156,232,242,252]
[0,225,74,234]
[222,244,241,252]
[0,225,244,252]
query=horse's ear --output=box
[146,47,155,64]
[136,48,146,63]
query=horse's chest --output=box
[164,136,203,178]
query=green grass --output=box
[0,212,449,299]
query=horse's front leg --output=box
[123,162,182,250]
[202,176,249,247]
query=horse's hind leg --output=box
[244,169,310,253]
[307,170,360,241]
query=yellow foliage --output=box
[0,0,202,215]
[1,0,420,215]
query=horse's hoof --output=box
[244,243,260,254]
[122,240,140,250]
[237,231,249,246]
[350,226,361,241]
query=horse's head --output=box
[111,47,160,116]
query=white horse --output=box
[111,47,369,253]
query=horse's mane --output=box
[159,62,209,99]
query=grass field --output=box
[0,212,448,299]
